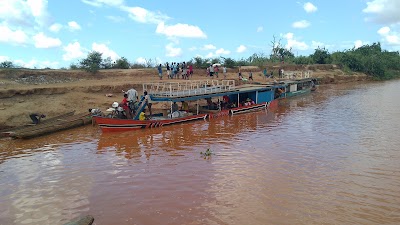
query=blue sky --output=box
[1,0,400,68]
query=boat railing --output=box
[282,70,312,79]
[143,80,236,98]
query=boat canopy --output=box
[142,80,275,102]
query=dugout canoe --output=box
[2,112,92,139]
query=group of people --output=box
[163,62,193,80]
[206,65,227,79]
[113,88,153,120]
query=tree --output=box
[80,51,103,73]
[221,57,235,68]
[102,57,113,69]
[0,61,15,68]
[113,57,130,69]
[311,47,331,64]
[69,63,79,70]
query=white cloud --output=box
[49,23,62,32]
[92,43,119,61]
[311,41,324,49]
[283,33,309,50]
[378,26,390,35]
[354,40,364,48]
[106,15,125,23]
[82,0,125,7]
[68,21,81,31]
[135,57,146,65]
[13,59,59,69]
[33,32,62,48]
[122,6,169,24]
[205,52,214,58]
[215,48,230,55]
[363,0,400,24]
[156,22,207,39]
[377,26,400,45]
[304,2,318,13]
[63,42,86,61]
[165,43,182,57]
[0,24,29,45]
[257,26,263,32]
[236,45,247,53]
[202,44,216,50]
[0,0,49,28]
[0,56,10,62]
[292,20,310,29]
[189,47,197,51]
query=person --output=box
[172,102,179,112]
[182,62,187,79]
[238,66,242,78]
[189,64,193,78]
[249,71,253,80]
[124,88,138,115]
[29,113,46,124]
[157,64,163,80]
[139,109,146,120]
[263,68,268,79]
[206,98,217,110]
[214,65,219,78]
[144,90,153,117]
[222,95,230,109]
[223,66,227,79]
[121,93,132,119]
[166,62,170,79]
[181,101,189,111]
[88,108,103,116]
[209,65,214,77]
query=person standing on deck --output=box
[144,91,153,117]
[121,94,132,119]
[181,101,189,111]
[172,102,179,112]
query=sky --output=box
[0,0,400,69]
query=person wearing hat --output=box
[29,113,46,124]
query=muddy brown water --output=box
[1,80,400,225]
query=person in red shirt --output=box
[121,94,132,119]
[189,64,193,78]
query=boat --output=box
[93,80,278,132]
[93,78,317,132]
[1,111,92,139]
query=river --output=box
[1,80,400,225]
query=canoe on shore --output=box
[0,111,92,139]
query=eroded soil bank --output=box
[0,66,370,128]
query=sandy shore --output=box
[0,66,369,128]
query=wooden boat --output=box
[276,78,315,98]
[1,111,92,139]
[94,80,277,132]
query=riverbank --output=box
[0,65,370,129]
